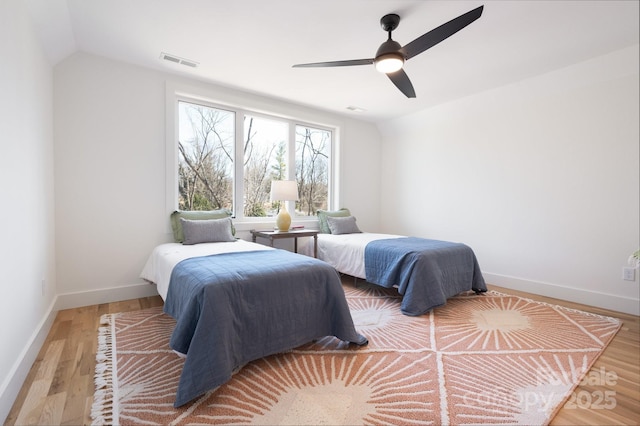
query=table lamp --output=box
[270,180,299,231]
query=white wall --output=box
[53,52,382,304]
[0,1,56,422]
[377,46,640,315]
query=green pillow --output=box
[170,210,234,242]
[317,208,351,234]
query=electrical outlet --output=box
[622,267,636,281]
[41,278,46,296]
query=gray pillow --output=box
[316,208,351,234]
[180,217,236,245]
[326,215,362,235]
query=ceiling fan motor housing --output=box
[375,39,403,58]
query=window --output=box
[295,125,330,216]
[175,97,334,222]
[177,101,234,212]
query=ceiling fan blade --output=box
[293,59,374,68]
[401,5,484,60]
[387,69,416,98]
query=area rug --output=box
[91,284,621,425]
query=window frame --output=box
[166,83,340,232]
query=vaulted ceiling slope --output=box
[25,0,639,122]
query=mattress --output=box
[299,232,406,279]
[140,239,272,300]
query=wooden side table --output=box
[250,229,319,258]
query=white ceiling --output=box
[26,0,639,122]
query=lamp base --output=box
[275,206,291,232]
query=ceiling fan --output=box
[293,5,484,98]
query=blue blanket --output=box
[164,249,367,407]
[364,237,487,316]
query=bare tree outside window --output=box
[296,125,330,216]
[243,115,287,217]
[178,101,234,212]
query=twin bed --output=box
[300,231,487,316]
[301,208,486,315]
[140,211,367,406]
[140,209,486,406]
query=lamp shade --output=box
[374,39,404,73]
[270,180,299,201]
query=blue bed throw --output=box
[164,249,367,407]
[365,237,487,316]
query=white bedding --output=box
[300,232,406,279]
[140,239,273,300]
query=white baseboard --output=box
[54,282,160,311]
[483,272,640,316]
[0,298,57,425]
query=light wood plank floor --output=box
[5,280,639,425]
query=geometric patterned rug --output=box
[91,283,621,425]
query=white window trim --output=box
[165,81,342,233]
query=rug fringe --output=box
[91,313,115,426]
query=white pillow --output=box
[180,217,236,245]
[326,215,362,235]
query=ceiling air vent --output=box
[160,52,199,68]
[346,106,366,112]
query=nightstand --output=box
[250,229,319,258]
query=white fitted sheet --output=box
[140,239,272,300]
[300,232,406,279]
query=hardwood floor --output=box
[5,281,639,425]
[5,296,164,426]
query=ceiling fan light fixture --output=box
[374,53,404,73]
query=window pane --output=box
[178,101,234,212]
[295,125,330,216]
[243,115,288,217]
